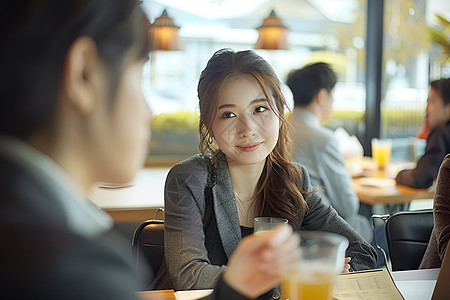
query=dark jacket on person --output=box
[0,144,147,299]
[396,120,450,188]
[0,137,254,300]
[419,154,450,269]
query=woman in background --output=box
[156,48,377,294]
[396,78,450,188]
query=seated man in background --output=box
[0,1,299,299]
[396,78,450,188]
[420,154,450,269]
[286,62,372,242]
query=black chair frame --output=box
[371,209,434,271]
[132,208,165,283]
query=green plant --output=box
[329,110,364,122]
[381,108,423,129]
[151,111,199,134]
[429,14,450,65]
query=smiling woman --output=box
[212,75,280,167]
[154,48,377,293]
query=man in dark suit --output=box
[0,1,298,299]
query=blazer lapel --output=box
[212,152,242,259]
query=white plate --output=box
[358,177,396,188]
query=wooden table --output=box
[90,159,434,221]
[136,268,440,300]
[348,157,435,205]
[138,289,175,300]
[89,168,169,223]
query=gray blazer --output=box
[291,109,372,241]
[155,151,377,290]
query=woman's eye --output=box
[254,106,268,113]
[221,112,236,118]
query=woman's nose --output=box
[237,117,256,138]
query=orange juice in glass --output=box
[371,138,392,169]
[281,231,348,300]
[281,270,335,300]
[254,217,288,233]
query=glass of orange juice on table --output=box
[254,217,288,233]
[371,138,392,170]
[281,231,348,300]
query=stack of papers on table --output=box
[333,268,403,300]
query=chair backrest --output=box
[385,209,434,271]
[132,219,165,281]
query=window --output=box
[141,0,449,164]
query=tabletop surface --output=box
[90,158,435,222]
[137,268,440,300]
[89,168,169,209]
[348,157,435,205]
[89,168,169,222]
[138,289,175,300]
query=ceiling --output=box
[143,0,360,34]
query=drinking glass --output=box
[281,231,349,300]
[254,217,288,233]
[371,138,392,170]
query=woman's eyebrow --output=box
[250,98,269,105]
[217,98,269,110]
[218,103,236,110]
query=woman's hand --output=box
[342,257,352,273]
[223,225,299,299]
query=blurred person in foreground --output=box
[420,154,450,269]
[286,62,372,242]
[0,1,299,299]
[395,78,450,188]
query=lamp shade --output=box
[151,9,181,51]
[255,10,288,50]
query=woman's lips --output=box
[237,142,263,152]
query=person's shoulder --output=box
[429,122,450,139]
[1,225,140,299]
[166,154,210,185]
[169,154,208,173]
[294,121,333,148]
[442,154,450,169]
[45,231,141,299]
[292,161,306,172]
[291,162,313,190]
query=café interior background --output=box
[139,0,450,165]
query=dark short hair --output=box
[286,62,337,107]
[430,78,450,106]
[1,0,150,139]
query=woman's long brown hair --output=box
[198,48,308,225]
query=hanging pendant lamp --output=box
[255,10,288,50]
[151,9,181,51]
